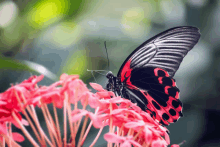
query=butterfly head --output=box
[106,71,114,79]
[106,71,116,91]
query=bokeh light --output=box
[27,0,70,28]
[50,22,82,48]
[62,50,87,77]
[121,7,150,37]
[0,1,18,28]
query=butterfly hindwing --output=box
[122,66,183,125]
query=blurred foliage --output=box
[0,57,30,70]
[0,0,86,79]
[26,0,70,28]
[62,50,87,77]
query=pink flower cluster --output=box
[0,74,181,147]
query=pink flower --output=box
[71,109,103,128]
[171,145,180,147]
[104,133,142,147]
[171,140,186,147]
[0,74,181,147]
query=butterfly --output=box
[106,26,201,125]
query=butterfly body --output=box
[106,26,200,125]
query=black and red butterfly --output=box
[106,26,201,126]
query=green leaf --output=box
[0,58,57,81]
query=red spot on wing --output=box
[158,77,163,84]
[141,90,182,125]
[119,64,182,125]
[120,60,138,90]
[141,91,161,119]
[126,77,137,90]
[164,86,171,95]
[154,68,169,77]
[171,79,176,87]
[120,60,132,82]
[175,91,179,99]
[140,90,170,125]
[167,96,182,112]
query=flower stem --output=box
[2,136,5,147]
[66,92,75,147]
[12,112,39,147]
[109,103,113,147]
[133,127,144,140]
[179,140,186,146]
[89,126,103,147]
[29,105,53,146]
[2,134,21,147]
[44,104,60,144]
[76,94,88,133]
[80,107,100,146]
[41,104,56,146]
[78,115,89,147]
[53,103,62,147]
[15,92,43,144]
[63,94,67,147]
[8,122,12,147]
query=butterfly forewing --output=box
[114,26,200,125]
[117,26,201,78]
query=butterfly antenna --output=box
[104,41,110,70]
[94,71,106,76]
[87,69,106,76]
[87,42,109,83]
[87,69,97,83]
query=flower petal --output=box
[120,141,132,147]
[143,127,152,143]
[0,123,7,134]
[128,140,142,147]
[124,120,145,128]
[90,83,105,92]
[151,138,167,147]
[104,133,124,143]
[171,145,180,147]
[12,132,25,142]
[21,119,29,126]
